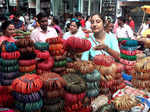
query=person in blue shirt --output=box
[81,14,120,61]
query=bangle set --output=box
[19,64,36,73]
[0,59,18,66]
[63,74,86,94]
[120,49,136,56]
[15,38,34,48]
[0,65,19,73]
[1,51,20,59]
[49,44,64,51]
[46,37,63,44]
[11,74,43,94]
[19,59,37,66]
[34,42,49,51]
[120,53,137,61]
[119,58,136,66]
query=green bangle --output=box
[120,53,137,61]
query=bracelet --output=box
[19,59,37,66]
[1,51,20,59]
[120,49,136,56]
[46,37,63,44]
[49,43,64,51]
[0,59,18,66]
[120,53,137,61]
[34,42,49,51]
[119,58,136,66]
[19,64,36,73]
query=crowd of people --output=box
[1,10,150,112]
[0,11,149,58]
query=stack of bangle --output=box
[0,42,20,86]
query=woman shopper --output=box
[81,14,120,61]
[0,20,15,45]
[63,18,85,40]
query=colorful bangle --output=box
[42,100,64,112]
[34,42,49,51]
[120,45,138,51]
[19,59,37,66]
[46,37,63,44]
[11,74,43,94]
[118,38,131,42]
[63,74,86,94]
[120,53,137,61]
[49,43,64,51]
[0,65,19,73]
[52,66,66,73]
[0,59,18,66]
[119,58,136,66]
[15,99,43,112]
[12,89,43,103]
[54,59,67,67]
[120,40,138,46]
[120,49,136,56]
[0,71,20,80]
[36,50,50,59]
[19,64,36,73]
[1,51,20,59]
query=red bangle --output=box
[49,43,64,51]
[119,58,136,66]
[36,50,50,59]
[19,64,36,73]
[37,58,54,70]
[120,49,136,56]
[1,51,20,59]
[19,59,37,66]
[46,37,63,44]
[11,74,43,94]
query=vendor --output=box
[0,20,15,45]
[81,13,120,61]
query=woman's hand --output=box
[94,43,109,51]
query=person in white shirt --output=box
[63,18,86,40]
[138,18,150,35]
[30,11,58,43]
[85,16,92,32]
[116,16,135,40]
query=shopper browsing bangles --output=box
[81,14,120,61]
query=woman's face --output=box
[5,24,15,36]
[70,22,78,34]
[91,15,104,33]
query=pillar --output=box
[36,0,40,15]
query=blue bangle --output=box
[120,45,138,51]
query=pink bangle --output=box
[120,49,136,56]
[119,58,136,66]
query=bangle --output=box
[103,47,109,51]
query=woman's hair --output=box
[117,16,126,23]
[86,16,90,21]
[1,20,13,33]
[37,11,48,21]
[70,18,81,28]
[91,13,104,22]
[53,17,59,25]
